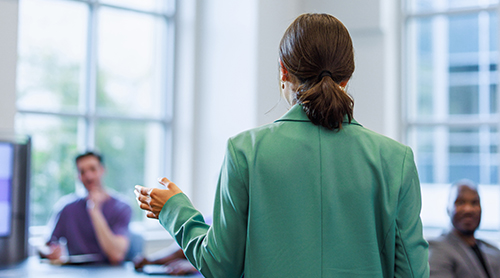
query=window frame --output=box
[402,1,500,240]
[16,0,176,229]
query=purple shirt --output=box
[47,194,132,263]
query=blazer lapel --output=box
[477,240,499,278]
[446,232,489,278]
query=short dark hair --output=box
[75,151,104,166]
[446,178,479,214]
[451,178,478,191]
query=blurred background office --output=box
[1,0,499,255]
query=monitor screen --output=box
[0,142,14,237]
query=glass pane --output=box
[99,0,169,13]
[449,14,478,54]
[490,12,498,115]
[96,7,166,118]
[490,12,498,52]
[95,120,165,221]
[448,127,498,184]
[409,12,497,119]
[447,0,481,10]
[15,114,79,226]
[491,165,498,184]
[407,0,435,13]
[449,85,479,114]
[407,0,498,13]
[449,128,480,182]
[407,0,459,13]
[409,126,498,185]
[407,18,435,119]
[411,127,435,183]
[17,0,88,113]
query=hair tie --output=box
[318,70,332,80]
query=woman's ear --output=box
[279,60,289,82]
[339,79,349,88]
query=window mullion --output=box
[433,15,449,183]
[83,1,99,150]
[497,4,500,187]
[479,12,490,185]
[479,11,490,120]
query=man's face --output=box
[76,156,104,192]
[449,185,481,236]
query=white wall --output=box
[173,0,261,215]
[0,0,18,135]
[254,0,302,125]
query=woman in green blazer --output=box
[135,13,429,277]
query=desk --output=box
[0,257,203,278]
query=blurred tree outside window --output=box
[15,0,175,227]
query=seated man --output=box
[40,151,132,265]
[428,179,500,278]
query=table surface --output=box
[0,257,203,278]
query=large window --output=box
[16,0,175,227]
[405,0,500,239]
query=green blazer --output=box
[159,104,430,277]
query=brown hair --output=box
[279,13,354,130]
[76,151,104,166]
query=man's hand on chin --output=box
[87,188,110,211]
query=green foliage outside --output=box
[17,50,149,226]
[96,121,146,221]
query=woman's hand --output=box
[135,177,183,219]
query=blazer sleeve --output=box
[394,147,430,278]
[159,138,248,278]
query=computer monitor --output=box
[0,142,14,238]
[0,136,31,267]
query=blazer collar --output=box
[445,231,492,278]
[274,104,362,127]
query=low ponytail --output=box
[279,13,355,130]
[297,77,353,130]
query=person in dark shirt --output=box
[40,151,132,265]
[428,179,500,278]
